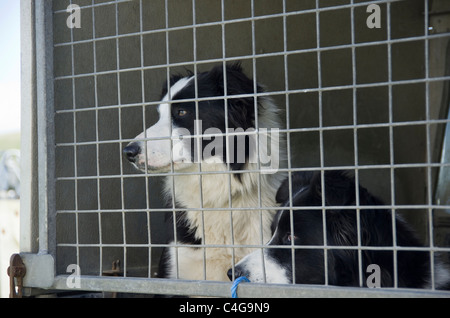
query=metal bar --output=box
[20,0,38,253]
[315,0,329,286]
[53,76,450,112]
[50,275,450,298]
[53,161,450,181]
[115,0,128,279]
[386,0,399,288]
[54,242,450,253]
[350,0,363,287]
[68,0,80,269]
[35,0,55,255]
[138,0,152,278]
[52,118,450,150]
[91,0,103,278]
[53,204,450,214]
[424,0,436,290]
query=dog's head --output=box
[123,63,261,173]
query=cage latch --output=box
[102,260,123,277]
[7,254,27,298]
[102,260,123,298]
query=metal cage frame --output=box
[19,0,450,297]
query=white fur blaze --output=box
[233,249,291,284]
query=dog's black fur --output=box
[231,171,450,289]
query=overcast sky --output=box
[0,0,21,135]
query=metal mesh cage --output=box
[20,0,450,297]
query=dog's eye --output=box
[285,233,297,244]
[177,109,188,117]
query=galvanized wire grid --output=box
[51,0,450,296]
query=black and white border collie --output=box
[123,63,285,282]
[230,171,450,289]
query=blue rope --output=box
[231,276,250,298]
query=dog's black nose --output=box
[227,268,233,281]
[123,143,141,163]
[227,267,243,281]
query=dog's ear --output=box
[227,97,254,130]
[276,172,315,204]
[275,175,292,204]
[224,62,258,97]
[226,61,243,74]
[160,74,186,99]
[313,171,356,207]
[208,62,254,94]
[207,63,257,130]
[227,64,257,130]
